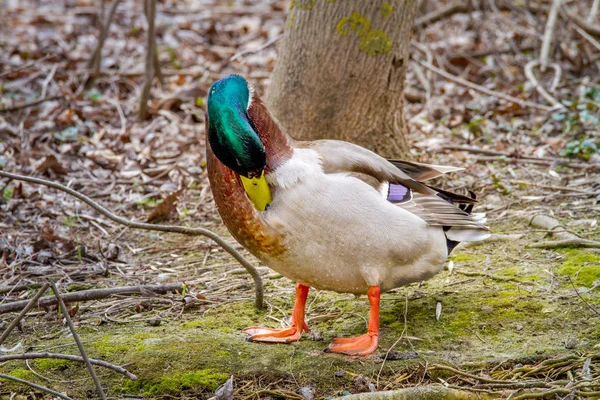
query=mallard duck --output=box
[205,75,489,356]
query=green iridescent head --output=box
[207,75,266,178]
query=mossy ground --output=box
[2,217,599,399]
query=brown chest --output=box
[206,144,285,259]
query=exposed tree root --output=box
[528,215,600,249]
[338,385,494,399]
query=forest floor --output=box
[1,0,600,399]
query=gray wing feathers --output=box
[305,139,489,232]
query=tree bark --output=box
[267,0,418,158]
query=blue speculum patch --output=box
[387,183,411,203]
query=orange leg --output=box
[325,286,380,356]
[243,283,310,343]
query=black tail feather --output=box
[444,191,477,254]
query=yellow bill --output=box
[240,171,272,211]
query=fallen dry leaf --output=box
[146,189,182,223]
[36,155,68,175]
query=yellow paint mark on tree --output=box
[360,30,392,56]
[336,12,371,37]
[382,3,393,18]
[288,11,295,28]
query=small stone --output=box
[334,370,345,377]
[309,330,324,341]
[516,324,523,331]
[146,319,161,327]
[299,386,314,400]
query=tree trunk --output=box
[267,0,418,158]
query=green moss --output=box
[336,12,371,37]
[557,250,600,287]
[450,252,486,265]
[66,283,93,292]
[89,334,137,358]
[382,3,393,18]
[8,368,36,380]
[360,30,392,56]
[123,369,228,396]
[33,358,71,370]
[290,0,316,10]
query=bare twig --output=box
[0,373,73,400]
[0,353,137,380]
[524,60,565,108]
[471,155,598,170]
[571,24,600,52]
[508,180,593,194]
[0,95,64,114]
[139,0,157,119]
[429,364,510,384]
[0,170,264,309]
[143,0,164,86]
[0,283,49,346]
[0,284,183,314]
[40,64,58,99]
[512,388,572,400]
[415,59,553,112]
[567,277,600,317]
[590,0,600,23]
[567,10,600,37]
[230,34,282,62]
[88,0,122,77]
[415,2,468,27]
[49,280,107,400]
[540,0,562,72]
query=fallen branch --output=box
[528,215,600,249]
[0,95,64,114]
[337,384,487,399]
[0,373,73,400]
[415,59,553,112]
[49,281,107,400]
[0,170,264,309]
[0,282,44,295]
[0,352,137,380]
[528,239,600,249]
[0,284,183,315]
[0,284,49,345]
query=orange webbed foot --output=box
[325,333,379,356]
[243,322,309,343]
